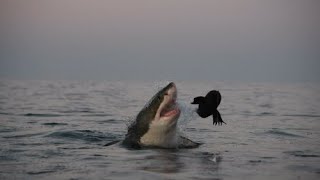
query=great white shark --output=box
[121,82,200,149]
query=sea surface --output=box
[0,80,319,180]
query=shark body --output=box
[122,82,200,149]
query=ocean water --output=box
[0,80,319,180]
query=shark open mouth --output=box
[160,101,180,117]
[159,83,180,118]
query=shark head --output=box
[123,82,181,148]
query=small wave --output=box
[264,129,305,138]
[0,127,17,133]
[248,160,263,163]
[27,170,56,175]
[259,103,273,108]
[0,112,14,115]
[256,112,276,116]
[81,113,112,117]
[46,130,120,143]
[282,114,320,118]
[3,132,46,139]
[0,155,16,161]
[59,110,93,113]
[42,122,68,126]
[23,113,63,117]
[27,165,65,175]
[284,150,320,158]
[260,156,276,159]
[97,119,124,124]
[60,146,93,150]
[267,129,304,137]
[287,165,320,174]
[57,110,109,116]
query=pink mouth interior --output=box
[159,84,180,118]
[160,98,180,117]
[162,108,179,117]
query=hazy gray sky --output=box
[1,0,319,82]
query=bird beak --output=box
[191,101,197,104]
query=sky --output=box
[1,0,319,82]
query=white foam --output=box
[177,100,197,131]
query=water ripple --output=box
[46,130,120,143]
[42,122,68,126]
[23,113,64,117]
[284,150,320,158]
[265,129,305,138]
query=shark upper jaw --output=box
[155,83,180,123]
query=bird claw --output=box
[213,120,226,126]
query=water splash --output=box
[125,115,136,128]
[152,81,171,92]
[177,100,198,131]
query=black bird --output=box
[191,90,225,125]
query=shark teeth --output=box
[161,101,179,117]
